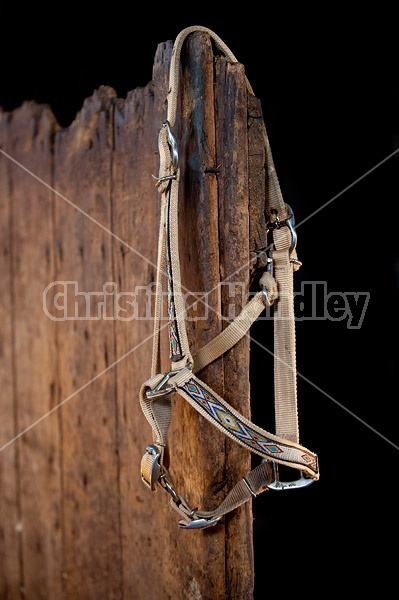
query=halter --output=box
[139,25,319,529]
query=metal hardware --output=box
[159,472,181,505]
[265,461,315,491]
[141,444,162,490]
[145,370,179,398]
[159,471,220,529]
[265,253,273,276]
[154,173,177,184]
[164,121,179,173]
[203,164,221,174]
[266,203,297,255]
[179,516,221,530]
[158,467,222,530]
[285,204,297,254]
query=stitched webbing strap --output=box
[272,227,299,441]
[140,26,319,529]
[193,286,272,373]
[173,368,318,476]
[140,374,275,528]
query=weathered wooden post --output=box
[0,31,271,599]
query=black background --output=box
[1,5,398,598]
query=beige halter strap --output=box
[140,26,319,529]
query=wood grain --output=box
[0,110,21,600]
[53,87,122,599]
[0,30,269,600]
[1,102,63,599]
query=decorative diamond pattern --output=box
[180,378,284,457]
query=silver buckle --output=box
[266,203,297,255]
[179,516,221,530]
[141,445,162,490]
[266,462,315,491]
[145,371,178,398]
[164,120,179,173]
[159,470,222,530]
[285,204,297,254]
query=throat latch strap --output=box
[139,26,319,529]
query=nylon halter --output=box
[140,25,319,529]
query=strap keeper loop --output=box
[242,476,256,498]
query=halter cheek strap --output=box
[139,26,319,529]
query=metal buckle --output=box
[153,122,179,186]
[159,468,221,530]
[146,370,179,398]
[141,444,162,490]
[164,121,179,173]
[266,462,315,491]
[266,203,297,255]
[285,204,297,254]
[179,516,221,530]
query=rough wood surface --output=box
[53,87,122,599]
[0,110,21,600]
[0,103,63,600]
[0,31,268,600]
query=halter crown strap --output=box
[140,26,319,529]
